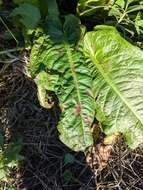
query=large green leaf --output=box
[84,25,143,148]
[11,3,41,29]
[57,43,95,151]
[30,14,95,151]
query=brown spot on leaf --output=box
[75,103,81,116]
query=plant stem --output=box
[0,47,23,55]
[117,11,126,24]
[0,16,18,45]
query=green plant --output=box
[10,0,50,45]
[11,3,41,30]
[63,169,73,183]
[135,11,143,35]
[10,2,41,44]
[77,0,112,16]
[27,0,143,151]
[29,0,95,151]
[0,137,23,181]
[77,0,143,40]
[84,25,143,148]
[13,0,39,6]
[109,0,143,35]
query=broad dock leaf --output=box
[84,25,143,148]
[30,15,95,151]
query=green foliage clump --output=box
[0,137,23,181]
[2,0,143,152]
[28,0,143,151]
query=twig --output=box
[0,47,24,55]
[0,16,18,44]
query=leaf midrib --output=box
[90,52,143,125]
[65,44,86,142]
